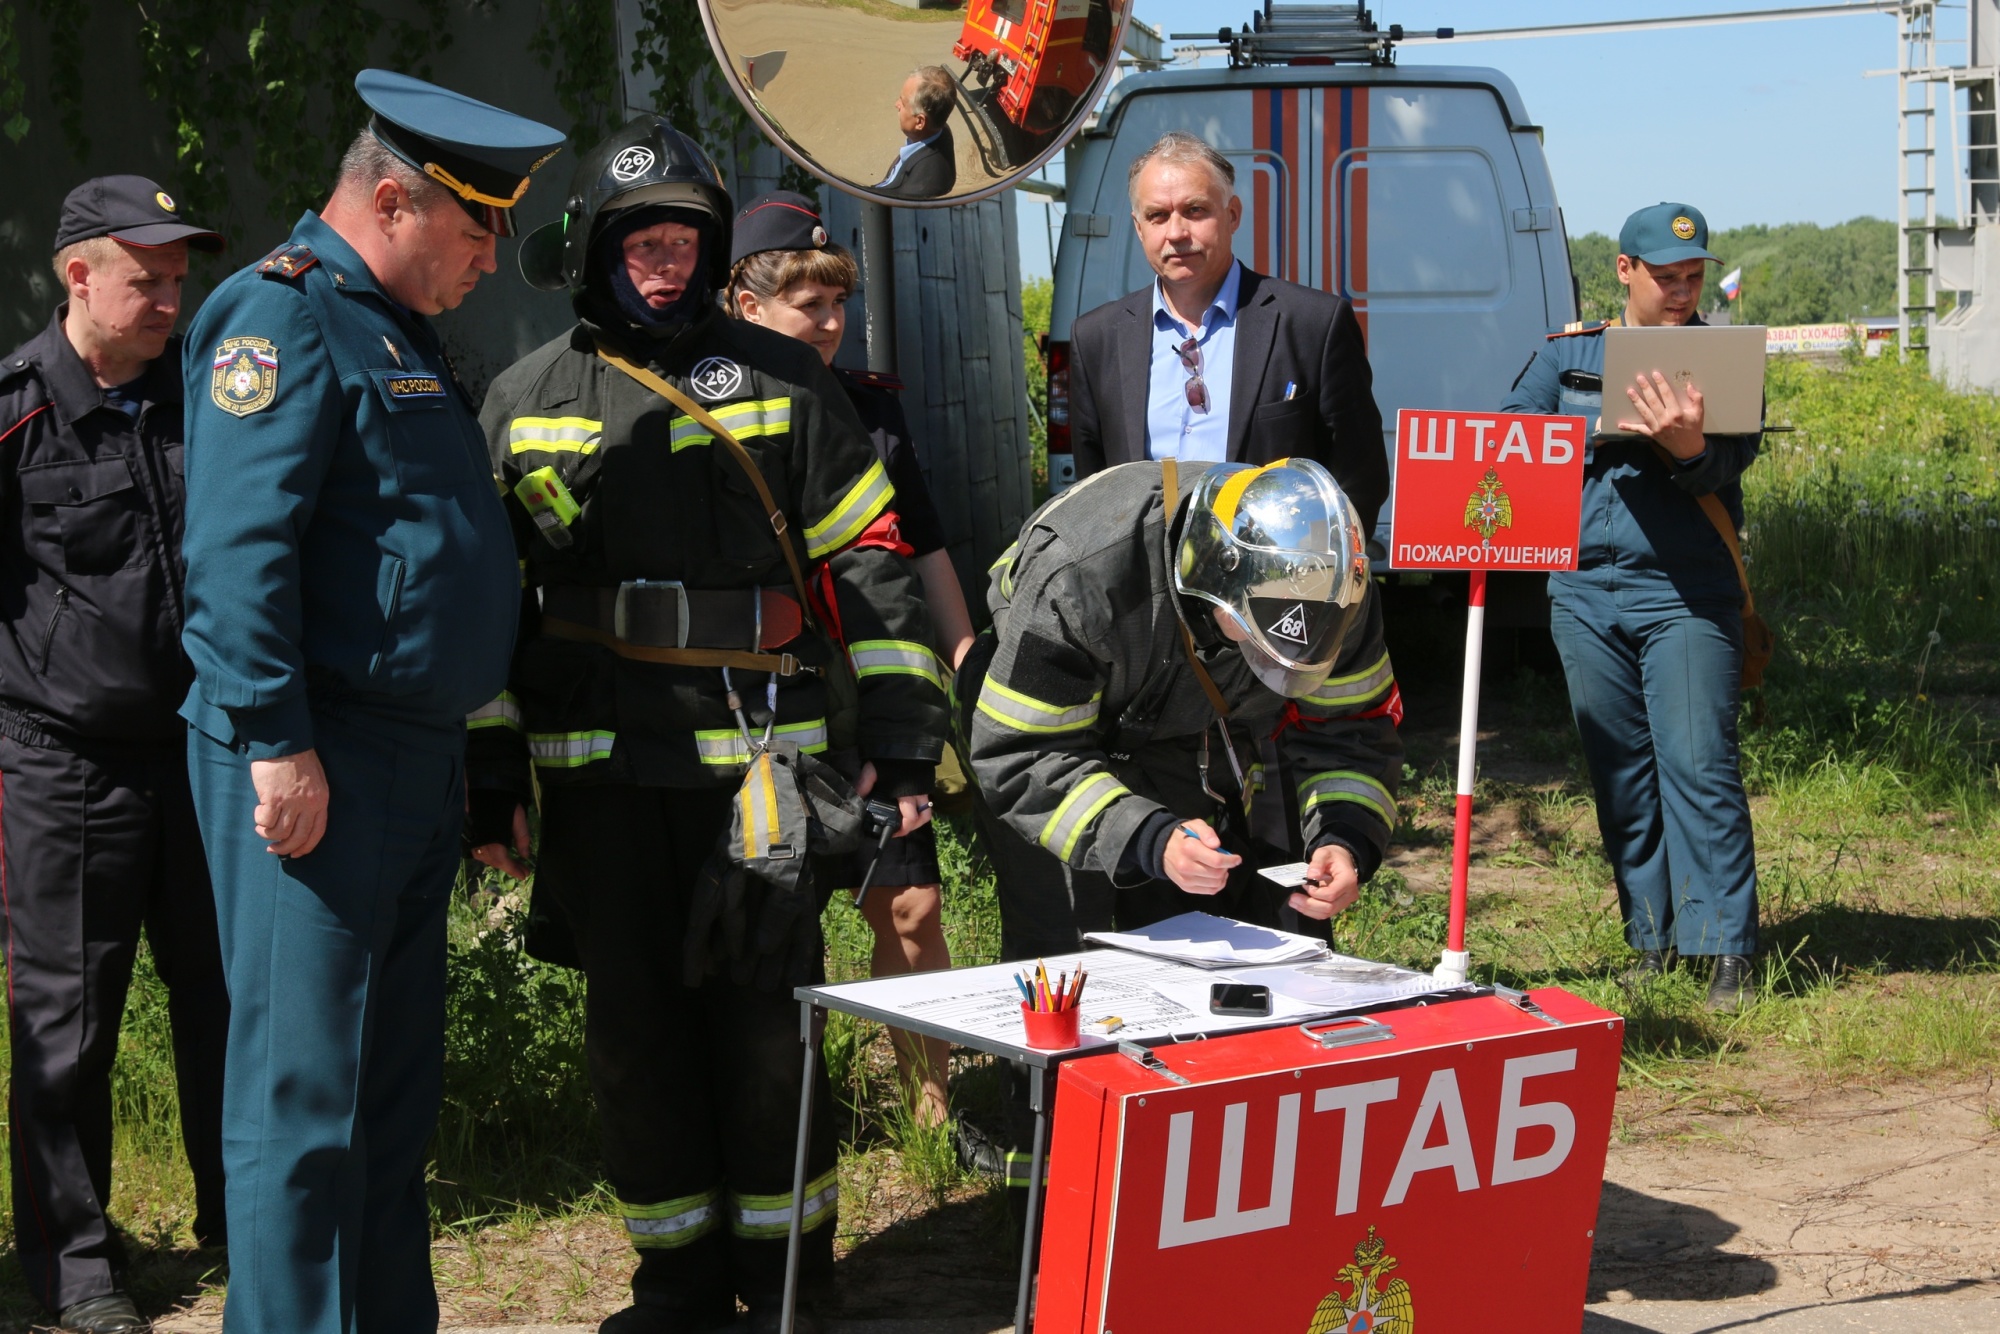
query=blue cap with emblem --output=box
[354,69,566,238]
[1618,202,1719,266]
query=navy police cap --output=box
[729,191,832,269]
[355,69,565,237]
[1619,202,1719,266]
[54,175,223,254]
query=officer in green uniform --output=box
[179,71,563,1334]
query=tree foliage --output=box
[1569,218,1898,327]
[6,0,451,224]
[2,0,812,224]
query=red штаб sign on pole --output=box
[1389,409,1586,984]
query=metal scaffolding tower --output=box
[1898,2,1942,353]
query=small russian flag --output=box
[1720,267,1742,302]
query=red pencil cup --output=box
[1020,1002,1082,1050]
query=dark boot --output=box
[55,1294,150,1334]
[1706,954,1753,1013]
[1618,949,1667,989]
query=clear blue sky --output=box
[1018,0,1962,279]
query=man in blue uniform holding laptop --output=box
[1502,202,1761,1012]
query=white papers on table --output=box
[812,947,1331,1051]
[1082,911,1332,969]
[1233,954,1452,1011]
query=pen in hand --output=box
[1178,823,1234,859]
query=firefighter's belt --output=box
[542,588,807,677]
[544,584,803,652]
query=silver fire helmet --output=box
[1172,457,1371,698]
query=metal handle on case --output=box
[1299,1016,1395,1049]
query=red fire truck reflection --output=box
[953,0,1120,167]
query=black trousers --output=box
[536,783,837,1330]
[0,735,228,1311]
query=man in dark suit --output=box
[1067,131,1387,530]
[875,66,957,201]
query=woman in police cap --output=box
[466,121,947,1334]
[726,191,973,1131]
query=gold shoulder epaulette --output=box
[1547,320,1611,340]
[256,243,319,280]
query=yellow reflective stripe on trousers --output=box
[728,1168,838,1239]
[975,676,1101,735]
[529,730,615,768]
[466,690,522,732]
[1301,651,1395,712]
[668,397,793,452]
[804,458,894,558]
[1040,772,1130,860]
[621,1189,722,1249]
[848,639,943,689]
[1297,769,1395,826]
[508,415,603,455]
[693,720,830,767]
[1003,1151,1048,1188]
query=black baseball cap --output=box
[53,175,224,254]
[729,191,832,269]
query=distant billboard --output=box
[1766,323,1865,355]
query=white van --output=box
[1045,31,1578,572]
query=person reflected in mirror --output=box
[874,66,958,200]
[727,191,973,1130]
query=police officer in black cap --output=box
[467,120,947,1334]
[178,72,561,1333]
[0,175,226,1334]
[725,190,972,1130]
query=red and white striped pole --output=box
[1436,568,1485,985]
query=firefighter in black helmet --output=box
[464,117,947,1334]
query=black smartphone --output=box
[1209,983,1273,1017]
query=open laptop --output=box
[1597,325,1767,437]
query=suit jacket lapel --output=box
[1117,288,1152,464]
[1228,268,1278,459]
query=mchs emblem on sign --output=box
[1463,467,1513,543]
[211,337,279,417]
[1307,1226,1413,1334]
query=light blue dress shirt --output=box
[878,130,944,187]
[1145,260,1243,462]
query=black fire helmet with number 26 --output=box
[517,115,733,297]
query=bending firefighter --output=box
[465,118,947,1334]
[963,458,1404,1187]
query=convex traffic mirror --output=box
[699,0,1131,205]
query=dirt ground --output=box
[137,1019,2000,1333]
